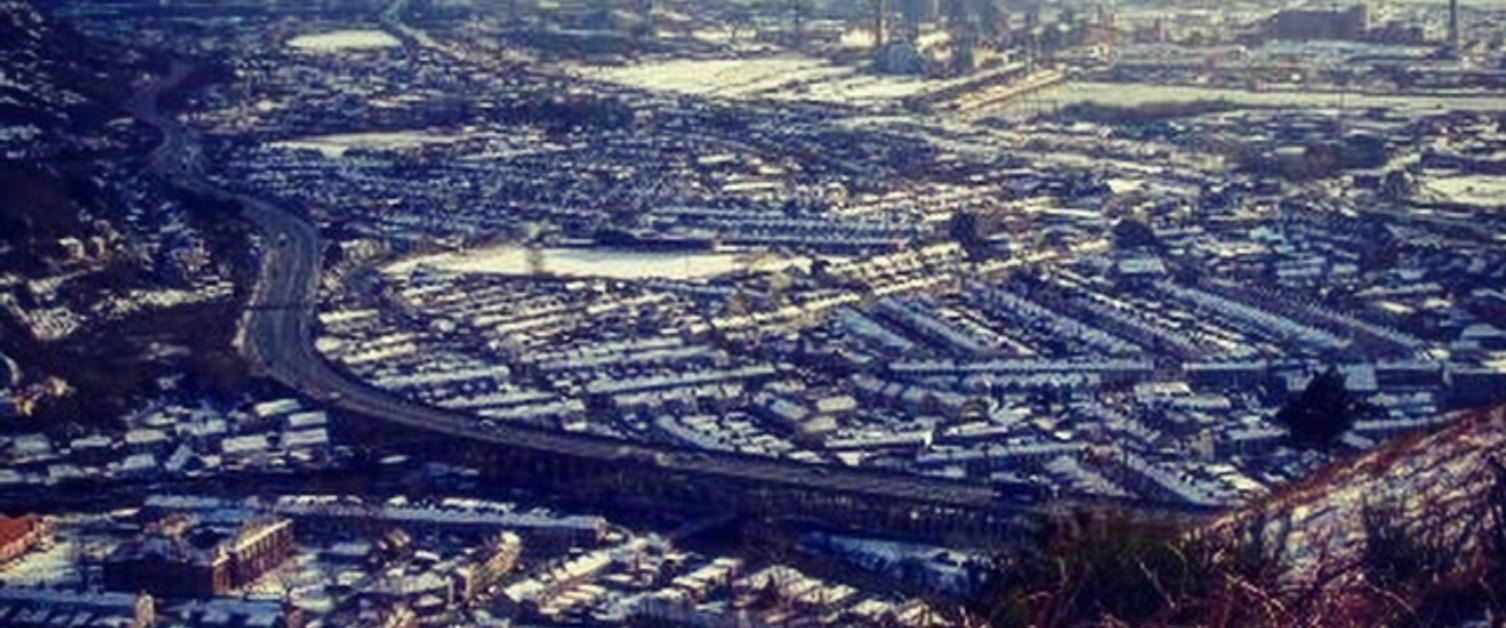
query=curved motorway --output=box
[128,51,1212,530]
[126,63,1015,513]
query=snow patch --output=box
[267,131,465,158]
[1421,174,1506,208]
[578,55,850,99]
[287,30,401,52]
[386,245,752,281]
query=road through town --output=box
[125,35,1212,539]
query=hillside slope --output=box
[0,0,154,160]
[0,0,161,272]
[1201,404,1506,626]
[0,1,252,430]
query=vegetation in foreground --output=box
[968,439,1506,627]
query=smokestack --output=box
[791,0,805,50]
[1448,0,1460,53]
[947,0,974,74]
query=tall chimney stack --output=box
[1449,0,1460,53]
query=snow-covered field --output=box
[576,53,1003,107]
[989,81,1506,118]
[386,245,750,281]
[287,30,401,52]
[785,73,935,104]
[1421,174,1506,208]
[578,55,851,99]
[581,54,964,105]
[267,131,464,158]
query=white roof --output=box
[252,399,302,419]
[282,429,330,449]
[286,411,329,429]
[222,434,272,455]
[121,453,157,471]
[125,429,169,445]
[13,434,52,455]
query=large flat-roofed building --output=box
[103,514,294,599]
[1268,5,1371,41]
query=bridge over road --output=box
[131,55,1215,551]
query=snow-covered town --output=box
[1,0,1505,625]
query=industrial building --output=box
[103,515,294,599]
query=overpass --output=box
[130,55,1214,551]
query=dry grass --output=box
[967,406,1506,627]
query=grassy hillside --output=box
[969,405,1506,627]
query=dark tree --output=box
[1381,170,1417,202]
[1275,367,1368,449]
[1111,218,1159,251]
[950,209,991,259]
